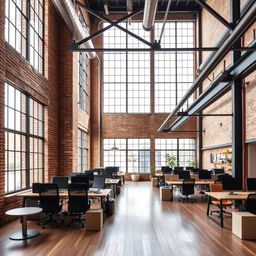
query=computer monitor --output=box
[51,176,69,189]
[161,166,172,174]
[198,170,211,180]
[104,167,118,178]
[92,175,105,189]
[179,171,190,179]
[68,172,81,180]
[212,168,225,175]
[173,167,183,175]
[222,178,242,191]
[217,173,232,181]
[71,175,89,186]
[247,178,256,191]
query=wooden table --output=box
[166,180,215,186]
[116,172,125,184]
[205,191,251,228]
[18,189,112,209]
[105,179,120,198]
[6,207,42,240]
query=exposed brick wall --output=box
[201,1,256,169]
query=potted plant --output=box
[150,166,155,179]
[166,153,177,169]
[128,152,140,181]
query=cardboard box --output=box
[232,212,256,239]
[85,209,103,231]
[160,187,173,201]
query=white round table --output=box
[6,207,42,240]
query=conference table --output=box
[17,189,112,209]
[205,191,251,228]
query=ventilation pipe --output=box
[53,0,96,59]
[143,0,159,31]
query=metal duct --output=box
[143,0,159,31]
[52,0,96,59]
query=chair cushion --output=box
[212,200,232,206]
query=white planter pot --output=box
[131,174,140,181]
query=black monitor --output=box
[179,171,190,179]
[104,167,118,178]
[51,176,69,189]
[212,168,225,175]
[247,178,256,191]
[222,178,242,191]
[85,170,94,181]
[92,175,105,189]
[71,175,89,186]
[68,172,81,180]
[198,170,211,180]
[173,167,183,175]
[161,166,172,174]
[217,173,232,181]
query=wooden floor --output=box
[1,182,256,256]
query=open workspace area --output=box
[0,0,256,255]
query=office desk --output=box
[166,180,215,186]
[17,189,112,209]
[205,192,251,228]
[105,179,119,198]
[116,172,125,185]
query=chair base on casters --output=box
[210,209,232,218]
[68,213,85,228]
[179,196,196,203]
[39,214,63,229]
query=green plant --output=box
[128,152,137,172]
[226,156,232,164]
[186,159,196,167]
[150,166,155,177]
[166,153,177,168]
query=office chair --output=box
[245,193,256,215]
[68,183,90,227]
[246,178,256,191]
[179,179,196,203]
[209,184,232,217]
[39,183,63,228]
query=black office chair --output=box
[179,179,196,203]
[246,178,256,191]
[246,193,256,215]
[39,183,63,228]
[67,183,90,227]
[92,175,106,189]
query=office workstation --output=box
[1,0,256,255]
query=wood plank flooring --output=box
[1,182,256,256]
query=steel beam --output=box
[76,7,144,45]
[176,113,233,117]
[231,0,242,185]
[164,46,256,132]
[194,0,232,29]
[76,1,152,47]
[71,46,256,52]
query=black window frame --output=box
[77,129,89,172]
[4,82,44,194]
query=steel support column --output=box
[231,0,242,185]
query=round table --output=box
[6,207,42,240]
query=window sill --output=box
[4,189,31,198]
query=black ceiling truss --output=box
[176,112,233,117]
[163,39,256,132]
[194,0,232,29]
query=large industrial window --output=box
[103,20,194,113]
[155,138,195,170]
[5,0,44,73]
[103,22,151,113]
[78,52,88,112]
[103,138,150,173]
[77,129,88,172]
[5,83,44,194]
[155,21,194,112]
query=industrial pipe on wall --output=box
[53,0,96,59]
[143,0,159,31]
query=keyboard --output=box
[89,188,102,194]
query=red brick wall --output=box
[201,1,256,169]
[0,0,64,225]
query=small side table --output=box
[6,207,42,240]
